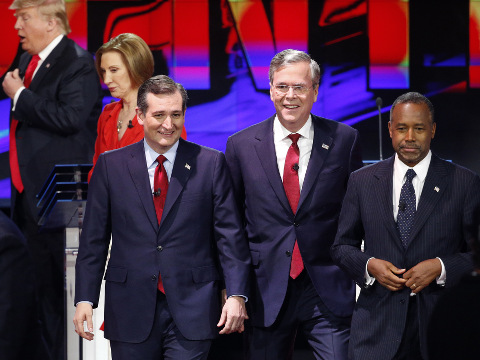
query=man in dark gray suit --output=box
[331,92,480,360]
[2,1,102,358]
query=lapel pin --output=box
[434,186,440,192]
[185,163,191,170]
[46,63,50,68]
[322,143,329,150]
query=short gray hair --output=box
[269,49,321,88]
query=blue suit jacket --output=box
[331,154,480,360]
[74,139,251,342]
[225,114,363,327]
[11,36,102,220]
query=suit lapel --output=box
[408,155,449,246]
[374,157,404,247]
[160,139,195,229]
[29,36,67,91]
[126,141,158,232]
[298,115,333,210]
[254,117,292,214]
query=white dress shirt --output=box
[273,115,313,191]
[365,151,446,289]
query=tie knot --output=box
[30,54,40,67]
[157,155,167,165]
[405,169,416,182]
[288,133,301,144]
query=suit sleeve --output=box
[225,136,246,224]
[212,151,250,298]
[441,173,480,287]
[330,171,370,287]
[13,55,101,136]
[74,154,112,307]
[349,128,364,174]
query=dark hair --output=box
[137,75,188,114]
[269,49,321,88]
[390,92,435,124]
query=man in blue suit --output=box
[331,92,480,360]
[73,75,251,359]
[225,49,363,359]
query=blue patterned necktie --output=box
[397,169,417,248]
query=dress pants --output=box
[13,191,64,360]
[245,271,351,360]
[110,291,212,360]
[393,295,423,360]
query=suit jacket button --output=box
[157,245,163,251]
[293,222,299,227]
[400,299,406,304]
[151,275,157,281]
[285,250,291,257]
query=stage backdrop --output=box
[1,0,479,208]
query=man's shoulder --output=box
[228,116,273,141]
[431,154,479,182]
[312,114,358,137]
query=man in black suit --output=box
[331,92,480,360]
[0,209,50,360]
[2,0,102,358]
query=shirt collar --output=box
[144,139,179,168]
[38,34,64,61]
[394,150,432,183]
[273,115,313,142]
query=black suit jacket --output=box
[331,154,480,360]
[0,210,50,359]
[11,36,102,220]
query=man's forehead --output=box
[15,6,37,16]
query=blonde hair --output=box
[95,33,154,88]
[10,0,71,34]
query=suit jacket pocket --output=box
[104,266,127,283]
[192,265,220,283]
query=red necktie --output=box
[283,133,304,279]
[9,54,40,193]
[153,155,169,292]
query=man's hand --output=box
[367,258,407,291]
[73,302,95,341]
[403,258,442,294]
[2,69,24,99]
[217,295,248,334]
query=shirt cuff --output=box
[436,257,446,286]
[364,257,376,287]
[76,301,93,307]
[228,295,248,303]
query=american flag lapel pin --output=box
[434,186,440,192]
[185,163,191,170]
[322,143,329,150]
[46,63,50,68]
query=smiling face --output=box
[100,51,135,101]
[388,102,436,166]
[14,6,52,55]
[137,91,185,154]
[270,61,318,133]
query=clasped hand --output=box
[368,258,442,293]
